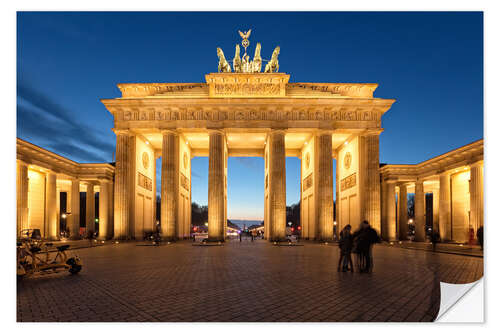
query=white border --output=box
[3,1,498,332]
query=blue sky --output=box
[17,12,483,220]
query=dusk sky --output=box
[17,12,483,220]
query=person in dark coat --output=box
[337,225,354,272]
[353,220,380,273]
[477,226,484,251]
[431,231,440,252]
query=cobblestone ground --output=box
[17,240,483,322]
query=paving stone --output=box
[17,240,483,322]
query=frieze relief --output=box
[138,172,153,191]
[303,174,313,192]
[118,108,380,122]
[340,173,357,192]
[180,173,190,191]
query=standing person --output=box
[353,221,380,273]
[431,231,440,252]
[337,225,354,272]
[477,226,484,251]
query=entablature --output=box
[17,138,115,181]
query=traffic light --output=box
[297,226,302,230]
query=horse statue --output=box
[233,44,242,73]
[251,42,262,73]
[242,54,252,73]
[264,46,280,73]
[217,47,232,73]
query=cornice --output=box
[380,139,483,180]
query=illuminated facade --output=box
[16,75,483,243]
[100,73,395,241]
[16,138,114,240]
[380,139,484,243]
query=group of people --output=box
[337,220,380,273]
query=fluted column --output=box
[107,181,114,238]
[432,189,439,232]
[208,130,225,241]
[438,173,451,241]
[16,161,29,238]
[398,183,408,240]
[46,172,58,240]
[69,179,80,239]
[385,182,397,240]
[98,180,110,240]
[469,163,484,233]
[363,134,381,233]
[86,183,95,234]
[269,130,286,240]
[317,133,333,240]
[161,130,179,240]
[114,130,131,239]
[414,180,425,242]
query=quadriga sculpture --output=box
[217,47,232,73]
[264,46,280,73]
[251,43,262,73]
[233,44,242,73]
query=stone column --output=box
[98,180,110,240]
[16,161,29,238]
[107,181,114,238]
[269,130,286,240]
[398,183,408,240]
[432,189,440,233]
[438,173,451,241]
[208,130,225,241]
[86,183,95,234]
[317,133,333,240]
[69,179,80,239]
[161,130,179,240]
[385,182,397,240]
[335,156,340,239]
[363,134,381,233]
[469,163,484,233]
[414,180,425,242]
[45,172,58,240]
[114,130,131,239]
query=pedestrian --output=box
[477,226,484,251]
[431,231,440,252]
[353,220,380,273]
[337,225,354,272]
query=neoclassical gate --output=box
[101,71,395,241]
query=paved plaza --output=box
[17,240,483,322]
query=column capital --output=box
[113,128,132,136]
[316,130,333,136]
[470,160,483,168]
[207,128,225,135]
[161,129,178,136]
[269,129,286,135]
[362,129,383,136]
[17,159,29,167]
[98,178,112,184]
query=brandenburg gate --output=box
[100,34,395,241]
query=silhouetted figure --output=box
[338,225,354,272]
[431,231,440,252]
[477,226,484,251]
[353,221,380,273]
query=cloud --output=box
[17,81,115,163]
[191,170,202,179]
[233,157,262,171]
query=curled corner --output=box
[435,278,484,322]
